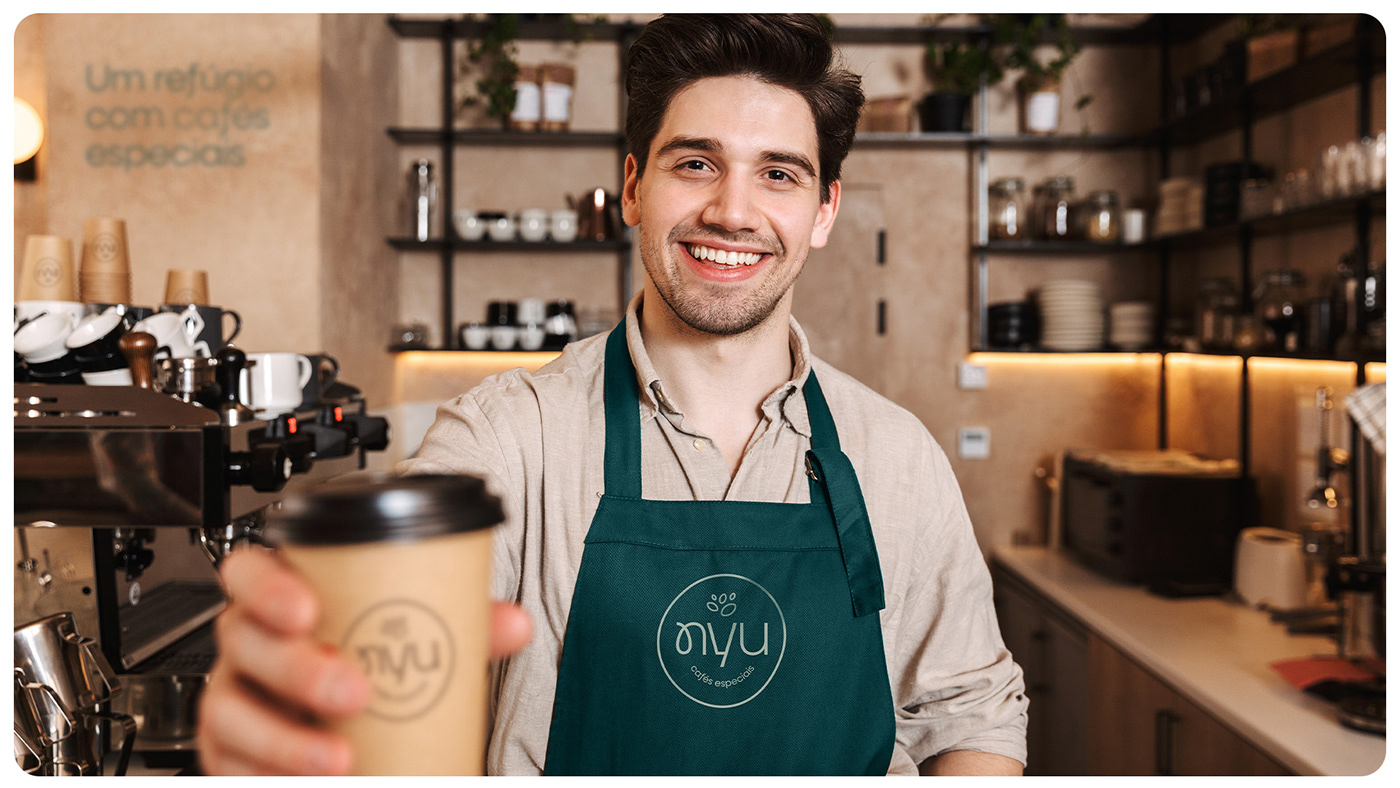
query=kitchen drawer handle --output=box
[1154,708,1179,775]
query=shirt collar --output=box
[623,293,814,438]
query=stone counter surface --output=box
[992,546,1387,776]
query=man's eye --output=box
[765,170,793,182]
[681,160,709,171]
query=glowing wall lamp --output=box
[15,96,44,181]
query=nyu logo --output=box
[342,599,455,721]
[656,574,786,708]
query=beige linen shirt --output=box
[398,296,1028,775]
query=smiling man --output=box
[197,14,1027,776]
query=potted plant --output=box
[456,14,522,128]
[991,14,1090,135]
[921,41,1001,132]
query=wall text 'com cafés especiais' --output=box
[82,63,277,171]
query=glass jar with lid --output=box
[1082,190,1121,243]
[1035,176,1076,240]
[1255,269,1308,352]
[989,178,1027,241]
[1196,277,1240,350]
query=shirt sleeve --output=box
[886,431,1029,769]
[395,390,525,604]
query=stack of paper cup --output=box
[18,235,78,302]
[164,269,210,306]
[1037,280,1105,351]
[79,218,132,304]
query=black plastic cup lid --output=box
[263,474,504,546]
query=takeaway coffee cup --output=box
[163,269,209,306]
[262,474,503,776]
[240,352,313,416]
[18,235,77,301]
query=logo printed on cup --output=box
[93,233,120,261]
[35,258,61,287]
[344,599,457,721]
[656,574,786,709]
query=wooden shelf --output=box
[1154,190,1384,249]
[855,132,1148,150]
[976,240,1155,255]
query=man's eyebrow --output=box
[654,136,818,180]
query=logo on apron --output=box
[655,574,786,708]
[342,599,457,720]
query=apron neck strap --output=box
[604,321,644,497]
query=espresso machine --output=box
[13,348,390,774]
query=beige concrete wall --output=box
[27,14,322,351]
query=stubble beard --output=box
[641,224,799,337]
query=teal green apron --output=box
[541,323,896,775]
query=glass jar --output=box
[989,178,1027,241]
[1196,277,1240,350]
[1082,190,1121,243]
[1035,176,1076,240]
[1255,269,1308,352]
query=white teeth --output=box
[688,244,761,267]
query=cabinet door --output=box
[992,576,1048,772]
[1042,611,1088,775]
[1086,633,1178,775]
[1172,695,1291,776]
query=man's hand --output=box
[196,547,532,775]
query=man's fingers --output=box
[491,600,533,659]
[218,548,318,635]
[197,664,354,776]
[213,608,369,719]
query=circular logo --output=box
[656,574,786,709]
[341,599,456,721]
[93,233,120,262]
[171,287,198,303]
[34,258,61,287]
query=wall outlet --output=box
[957,362,988,390]
[958,427,991,459]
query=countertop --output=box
[992,546,1387,776]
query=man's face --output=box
[622,75,840,336]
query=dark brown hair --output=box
[624,14,864,204]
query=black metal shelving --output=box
[385,15,636,350]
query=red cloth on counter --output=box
[1270,656,1385,690]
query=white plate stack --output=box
[1108,301,1155,350]
[1038,280,1104,351]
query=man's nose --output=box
[699,173,761,233]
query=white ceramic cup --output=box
[518,297,546,325]
[132,312,201,359]
[82,367,134,386]
[519,322,546,351]
[490,325,518,351]
[15,300,84,331]
[460,323,491,350]
[549,209,578,243]
[241,352,314,416]
[519,209,549,243]
[14,311,80,364]
[453,210,486,241]
[1122,209,1146,244]
[486,215,516,242]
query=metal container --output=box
[155,356,220,406]
[109,673,208,750]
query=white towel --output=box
[1345,383,1386,457]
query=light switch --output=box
[958,427,991,459]
[957,362,988,390]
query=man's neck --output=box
[637,288,795,476]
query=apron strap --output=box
[603,321,643,498]
[802,374,886,619]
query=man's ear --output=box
[809,180,841,249]
[621,154,642,227]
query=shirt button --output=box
[692,439,706,451]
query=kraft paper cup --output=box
[164,269,209,306]
[79,271,132,305]
[18,235,77,302]
[262,475,503,776]
[80,217,131,274]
